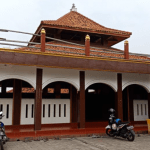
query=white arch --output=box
[0,75,36,89]
[42,78,79,91]
[85,80,117,92]
[122,81,150,93]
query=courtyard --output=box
[3,134,150,150]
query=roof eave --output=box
[41,23,132,37]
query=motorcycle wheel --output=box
[106,129,114,137]
[0,141,4,150]
[127,130,135,141]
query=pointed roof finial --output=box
[70,3,77,12]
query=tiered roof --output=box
[41,11,131,36]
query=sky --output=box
[0,0,150,54]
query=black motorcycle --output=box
[0,112,8,150]
[105,108,135,141]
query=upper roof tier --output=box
[30,7,132,47]
[41,11,131,37]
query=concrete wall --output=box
[0,64,150,92]
[42,68,79,90]
[122,73,150,92]
[85,70,117,92]
[0,64,36,89]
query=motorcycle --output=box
[0,112,8,150]
[105,108,135,141]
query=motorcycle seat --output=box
[119,122,130,125]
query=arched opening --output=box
[123,84,148,122]
[0,79,35,125]
[42,81,78,124]
[85,83,115,122]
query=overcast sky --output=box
[0,0,150,54]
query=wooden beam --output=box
[79,71,85,128]
[12,79,22,125]
[1,50,150,74]
[34,68,43,130]
[127,87,130,121]
[70,34,77,40]
[72,87,78,122]
[55,83,61,98]
[2,81,6,94]
[95,38,101,43]
[117,73,123,121]
[70,85,72,123]
[148,93,150,119]
[57,29,62,34]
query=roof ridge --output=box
[57,11,71,21]
[74,11,131,34]
[70,11,130,34]
[70,11,106,28]
[55,11,106,29]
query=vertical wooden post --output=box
[55,83,61,98]
[124,40,129,59]
[127,87,130,122]
[72,87,78,122]
[2,81,6,95]
[70,85,72,123]
[148,93,150,119]
[41,28,46,52]
[79,71,85,128]
[129,87,134,121]
[85,35,90,56]
[12,79,22,125]
[34,68,43,130]
[117,73,123,121]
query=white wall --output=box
[85,70,117,92]
[42,68,79,90]
[0,64,150,92]
[0,64,36,89]
[122,73,150,92]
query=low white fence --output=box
[21,99,70,125]
[0,98,13,125]
[133,100,149,121]
[0,98,70,125]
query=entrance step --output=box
[5,126,148,141]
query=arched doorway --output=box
[42,81,78,124]
[0,79,35,125]
[85,83,115,122]
[123,84,148,122]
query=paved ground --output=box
[2,134,150,150]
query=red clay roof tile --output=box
[42,11,131,36]
[16,41,150,61]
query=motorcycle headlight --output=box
[112,124,117,130]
